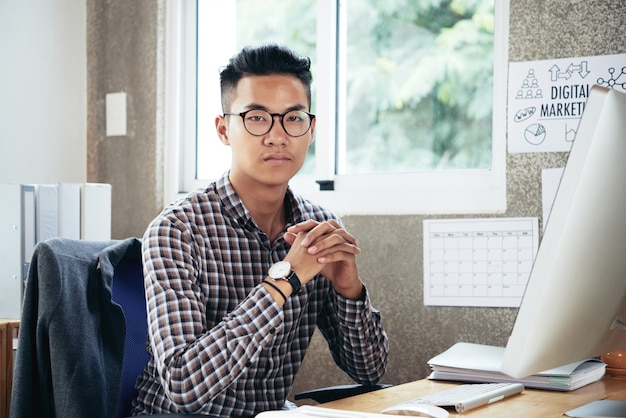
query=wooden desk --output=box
[321,377,626,417]
[0,319,19,418]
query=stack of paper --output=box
[427,342,606,391]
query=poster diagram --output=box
[508,53,626,153]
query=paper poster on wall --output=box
[508,53,626,153]
[423,218,539,308]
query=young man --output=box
[132,44,388,417]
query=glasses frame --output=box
[223,109,316,137]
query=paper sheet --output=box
[423,218,539,307]
[508,53,626,153]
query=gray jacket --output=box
[10,237,141,418]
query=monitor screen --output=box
[501,85,626,379]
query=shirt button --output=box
[270,327,276,334]
[245,360,252,368]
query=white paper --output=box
[508,53,626,153]
[428,342,588,376]
[423,218,539,307]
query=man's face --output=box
[216,74,315,189]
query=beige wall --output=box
[0,0,86,185]
[85,0,626,397]
[86,0,165,239]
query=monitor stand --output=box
[566,400,626,417]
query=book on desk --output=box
[427,342,606,391]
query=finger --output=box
[283,231,297,245]
[287,219,319,234]
[316,247,360,264]
[307,228,359,253]
[300,220,346,247]
[310,238,362,259]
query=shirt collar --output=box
[215,171,308,231]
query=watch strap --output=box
[286,270,301,296]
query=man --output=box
[132,44,388,417]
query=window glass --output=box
[196,0,316,180]
[182,0,508,214]
[340,0,494,174]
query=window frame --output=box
[165,0,510,215]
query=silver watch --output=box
[268,261,301,296]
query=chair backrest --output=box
[111,256,150,418]
[11,238,146,418]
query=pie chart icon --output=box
[524,123,546,145]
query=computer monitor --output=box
[501,85,626,379]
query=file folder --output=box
[36,183,59,242]
[0,185,31,318]
[81,183,112,240]
[58,183,81,239]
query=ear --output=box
[215,115,231,146]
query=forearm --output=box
[322,286,389,384]
[147,284,283,411]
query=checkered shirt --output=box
[131,172,389,417]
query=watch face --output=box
[269,261,291,279]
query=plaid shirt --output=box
[132,172,389,417]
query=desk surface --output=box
[321,377,626,417]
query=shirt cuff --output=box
[334,285,378,328]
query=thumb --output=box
[283,231,297,246]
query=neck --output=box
[230,174,289,242]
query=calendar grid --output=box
[423,218,539,307]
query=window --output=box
[166,0,509,214]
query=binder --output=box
[36,183,59,242]
[0,182,111,318]
[0,185,22,318]
[21,185,37,276]
[81,183,112,240]
[58,183,81,239]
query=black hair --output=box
[219,43,312,112]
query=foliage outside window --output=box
[177,0,508,214]
[342,0,494,174]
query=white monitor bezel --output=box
[502,86,626,378]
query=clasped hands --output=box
[283,219,364,300]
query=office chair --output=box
[10,238,388,418]
[109,250,149,418]
[10,237,135,418]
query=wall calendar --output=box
[423,217,539,307]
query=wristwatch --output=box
[268,261,301,296]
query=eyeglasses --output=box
[223,109,315,137]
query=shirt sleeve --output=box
[317,284,389,384]
[142,216,283,413]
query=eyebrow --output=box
[242,103,308,113]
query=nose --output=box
[265,115,288,146]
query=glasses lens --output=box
[242,109,273,136]
[241,109,312,136]
[282,110,312,137]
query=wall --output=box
[86,0,165,239]
[0,1,86,184]
[85,0,626,398]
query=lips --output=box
[264,153,291,163]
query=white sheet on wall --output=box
[423,217,539,307]
[507,53,626,153]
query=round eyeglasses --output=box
[223,109,315,137]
